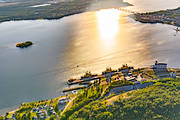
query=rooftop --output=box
[155,61,167,65]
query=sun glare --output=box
[96,9,121,41]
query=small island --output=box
[16,41,33,48]
[134,7,180,27]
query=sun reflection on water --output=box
[96,9,121,42]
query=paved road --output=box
[61,96,77,115]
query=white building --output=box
[170,72,176,78]
[152,61,167,71]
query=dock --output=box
[67,75,104,85]
[63,86,86,92]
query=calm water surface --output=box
[0,0,180,113]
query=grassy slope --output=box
[1,78,180,119]
[60,80,133,120]
[66,78,180,120]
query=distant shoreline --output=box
[134,7,180,27]
[0,7,122,23]
[0,0,132,23]
[0,11,84,23]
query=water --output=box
[0,0,180,113]
[125,0,180,12]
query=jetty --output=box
[63,86,86,92]
[67,75,104,85]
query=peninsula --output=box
[1,61,180,120]
[134,7,180,27]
